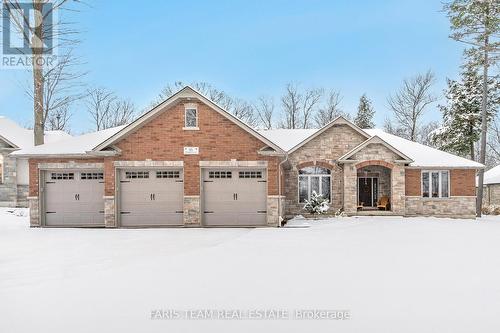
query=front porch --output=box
[356,164,392,212]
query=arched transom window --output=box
[298,166,331,203]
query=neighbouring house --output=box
[12,86,484,228]
[480,165,500,207]
[0,117,71,207]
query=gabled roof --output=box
[93,86,284,153]
[483,165,500,185]
[364,129,484,168]
[338,135,414,163]
[286,116,370,154]
[257,129,317,151]
[0,116,71,150]
[12,126,125,157]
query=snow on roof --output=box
[364,129,483,168]
[483,165,500,185]
[0,116,71,149]
[12,125,125,156]
[260,127,483,168]
[258,129,318,151]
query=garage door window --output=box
[81,172,104,180]
[125,171,149,179]
[51,172,74,180]
[209,171,232,179]
[239,171,262,179]
[156,171,180,178]
[298,166,331,203]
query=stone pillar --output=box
[184,195,201,227]
[391,165,406,215]
[104,196,116,227]
[343,164,357,214]
[28,196,40,227]
[267,195,285,227]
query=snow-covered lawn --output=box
[1,208,500,333]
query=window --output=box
[185,107,198,128]
[51,172,74,180]
[156,170,180,179]
[80,172,104,180]
[209,171,232,179]
[298,166,331,203]
[239,171,262,179]
[125,171,149,179]
[422,170,449,198]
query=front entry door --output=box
[358,178,372,207]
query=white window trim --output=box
[298,174,332,204]
[421,170,450,199]
[184,105,199,130]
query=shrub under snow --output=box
[303,191,330,215]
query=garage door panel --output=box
[203,168,267,226]
[119,169,183,227]
[44,170,104,227]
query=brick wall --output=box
[28,98,282,201]
[405,169,421,196]
[451,169,476,196]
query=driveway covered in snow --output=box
[1,208,499,332]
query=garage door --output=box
[44,170,105,226]
[203,169,267,226]
[119,169,184,227]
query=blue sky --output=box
[0,0,465,133]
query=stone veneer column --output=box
[391,164,406,215]
[104,196,116,227]
[267,195,285,227]
[184,195,201,226]
[343,164,358,214]
[28,196,40,227]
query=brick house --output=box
[13,86,483,228]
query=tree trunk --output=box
[33,0,44,146]
[476,36,489,217]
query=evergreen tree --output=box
[432,55,499,160]
[354,94,375,129]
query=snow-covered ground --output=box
[1,208,500,333]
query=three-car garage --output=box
[40,166,269,227]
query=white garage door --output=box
[203,169,267,226]
[44,170,105,226]
[119,169,184,227]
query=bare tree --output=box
[280,83,323,129]
[387,70,437,141]
[151,81,257,125]
[301,88,323,129]
[23,51,86,133]
[86,87,136,131]
[4,0,83,145]
[45,105,71,131]
[280,83,302,129]
[231,98,258,127]
[315,90,346,127]
[254,96,275,129]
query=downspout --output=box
[278,152,289,226]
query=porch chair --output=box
[377,196,390,211]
